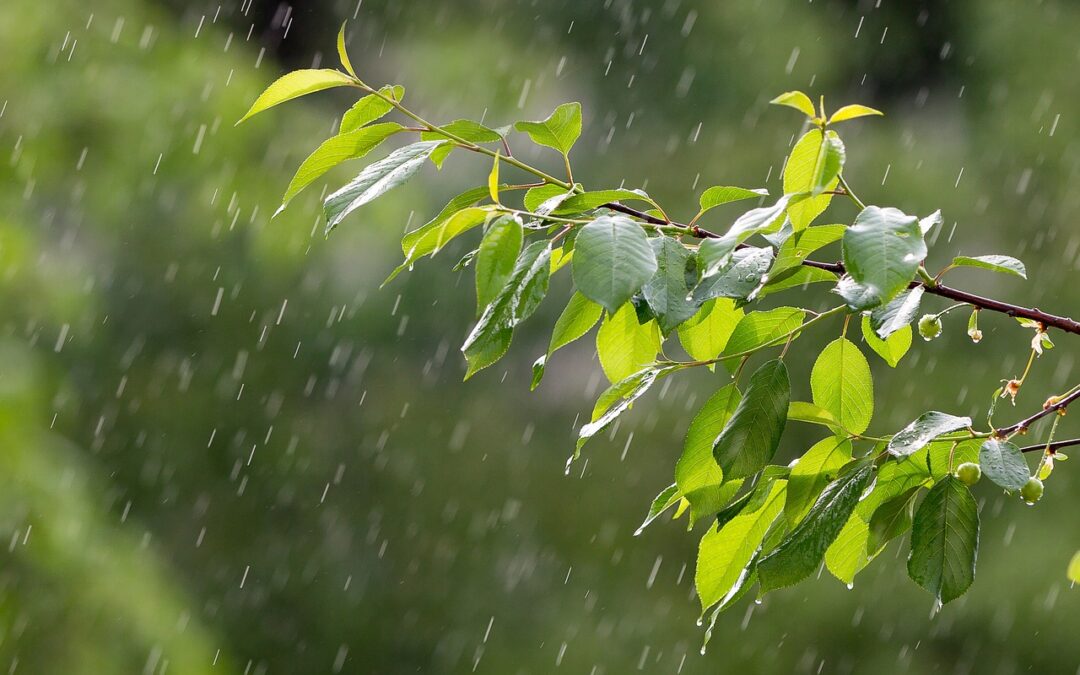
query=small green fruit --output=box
[956,462,981,486]
[1020,476,1044,504]
[918,314,942,341]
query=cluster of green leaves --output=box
[241,28,1065,638]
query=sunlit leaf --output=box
[339,85,403,133]
[811,337,873,435]
[677,299,742,362]
[786,437,853,524]
[596,303,662,383]
[237,69,356,124]
[861,315,912,367]
[676,384,742,524]
[474,215,523,313]
[828,104,884,124]
[951,255,1027,279]
[770,91,816,118]
[514,102,582,155]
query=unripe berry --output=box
[1020,476,1044,504]
[918,314,942,341]
[956,462,981,486]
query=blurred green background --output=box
[2,0,1078,672]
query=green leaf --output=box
[676,384,742,524]
[324,141,442,233]
[277,122,403,213]
[839,206,926,310]
[339,85,403,133]
[907,476,979,605]
[783,129,837,229]
[401,187,490,256]
[721,307,805,360]
[462,241,551,374]
[387,206,493,284]
[462,326,512,380]
[572,215,658,314]
[578,366,672,453]
[698,196,791,269]
[713,359,790,480]
[759,266,837,298]
[787,401,842,431]
[697,186,769,216]
[978,439,1029,490]
[867,486,919,553]
[677,299,742,362]
[548,291,603,356]
[514,102,582,155]
[642,237,698,334]
[828,104,883,124]
[861,315,912,368]
[693,247,774,304]
[951,255,1027,279]
[420,119,503,144]
[1068,552,1080,584]
[786,437,854,524]
[524,184,572,213]
[771,224,845,279]
[888,412,972,458]
[697,480,787,612]
[811,337,873,435]
[596,303,662,383]
[758,462,874,592]
[555,188,655,214]
[868,287,924,339]
[336,23,357,78]
[237,69,356,124]
[474,216,523,314]
[770,91,817,118]
[637,484,682,533]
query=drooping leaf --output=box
[692,246,774,304]
[869,286,924,339]
[524,184,572,213]
[637,484,682,533]
[278,122,403,213]
[596,303,662,383]
[828,104,884,124]
[713,359,790,480]
[474,216,524,313]
[339,85,404,133]
[677,299,743,362]
[462,326,511,380]
[514,102,582,155]
[758,462,874,592]
[642,237,699,334]
[839,206,926,310]
[887,412,972,458]
[572,216,657,314]
[697,196,791,269]
[676,384,742,523]
[951,255,1027,279]
[811,337,873,435]
[758,265,838,298]
[577,366,673,453]
[324,140,443,233]
[786,437,854,524]
[696,186,769,217]
[783,129,837,229]
[861,315,912,367]
[555,188,655,214]
[770,91,816,118]
[387,206,494,283]
[548,291,603,356]
[237,69,356,124]
[696,480,787,612]
[907,476,979,605]
[770,224,845,278]
[462,241,551,373]
[721,307,805,361]
[786,401,842,431]
[978,439,1030,490]
[400,186,490,256]
[867,486,920,553]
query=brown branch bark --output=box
[1019,438,1080,454]
[997,387,1080,437]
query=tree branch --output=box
[996,386,1080,437]
[599,202,1080,335]
[1018,438,1080,454]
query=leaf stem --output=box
[837,174,866,210]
